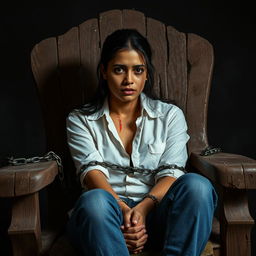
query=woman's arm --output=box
[134,176,176,215]
[83,169,121,200]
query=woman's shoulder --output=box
[66,109,86,125]
[145,95,184,117]
[67,103,105,123]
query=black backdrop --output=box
[1,1,256,255]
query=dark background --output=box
[1,0,256,255]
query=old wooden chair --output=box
[1,9,256,256]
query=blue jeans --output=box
[67,173,217,256]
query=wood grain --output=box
[166,26,187,111]
[146,17,167,99]
[186,33,214,153]
[58,26,83,114]
[8,193,41,256]
[79,18,100,103]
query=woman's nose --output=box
[123,71,134,85]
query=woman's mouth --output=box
[121,89,136,95]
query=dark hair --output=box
[81,29,157,114]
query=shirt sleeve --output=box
[154,107,190,183]
[66,111,110,186]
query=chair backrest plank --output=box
[99,9,123,45]
[31,37,66,154]
[166,26,187,112]
[79,18,101,103]
[122,9,146,36]
[58,27,82,114]
[186,33,213,152]
[146,17,168,99]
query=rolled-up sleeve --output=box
[66,111,109,185]
[154,107,190,183]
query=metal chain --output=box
[7,151,64,182]
[80,161,186,176]
[200,146,222,156]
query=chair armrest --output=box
[0,161,58,197]
[189,151,256,189]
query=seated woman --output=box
[66,28,217,256]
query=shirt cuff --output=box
[154,168,185,183]
[79,165,110,187]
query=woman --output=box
[66,29,217,256]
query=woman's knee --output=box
[173,173,217,207]
[74,189,116,218]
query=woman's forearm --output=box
[136,176,176,215]
[150,176,176,200]
[83,169,119,198]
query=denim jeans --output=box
[66,173,217,256]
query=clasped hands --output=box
[120,202,149,254]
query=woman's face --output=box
[102,49,147,104]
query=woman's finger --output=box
[123,209,132,228]
[123,227,146,240]
[125,233,148,248]
[131,210,141,226]
[127,244,145,253]
[122,224,145,234]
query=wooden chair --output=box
[1,9,256,256]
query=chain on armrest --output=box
[200,146,222,156]
[6,151,64,182]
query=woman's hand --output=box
[122,224,147,254]
[120,202,151,254]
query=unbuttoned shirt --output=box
[66,93,190,201]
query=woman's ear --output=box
[100,64,107,80]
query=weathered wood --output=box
[31,38,65,157]
[15,171,30,195]
[122,9,146,36]
[186,33,214,153]
[8,193,41,256]
[99,9,123,46]
[146,17,168,99]
[243,162,256,189]
[79,18,100,103]
[0,161,58,197]
[190,152,256,189]
[0,169,15,197]
[166,26,187,111]
[220,189,254,256]
[58,27,83,114]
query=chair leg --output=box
[8,192,41,256]
[220,189,254,256]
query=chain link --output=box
[80,161,186,176]
[7,151,64,182]
[200,146,222,156]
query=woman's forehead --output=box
[110,49,146,65]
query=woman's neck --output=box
[108,96,141,118]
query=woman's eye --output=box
[134,67,144,74]
[113,67,124,74]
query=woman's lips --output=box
[121,89,136,95]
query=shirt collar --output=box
[140,93,164,118]
[86,98,108,121]
[87,92,164,121]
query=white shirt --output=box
[66,93,190,201]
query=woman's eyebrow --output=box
[113,64,146,68]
